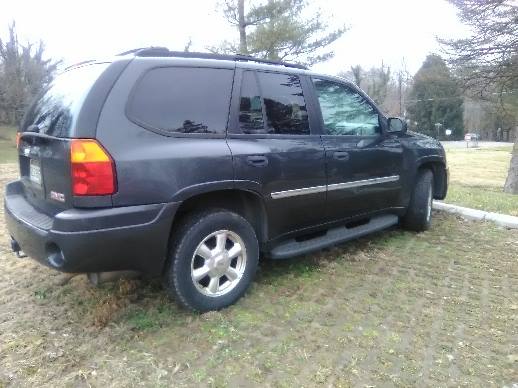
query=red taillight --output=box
[70,139,116,196]
[16,133,21,149]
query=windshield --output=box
[21,63,109,137]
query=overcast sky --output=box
[1,0,468,75]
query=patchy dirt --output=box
[0,163,517,387]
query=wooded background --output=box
[0,0,516,191]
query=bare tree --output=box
[183,38,193,52]
[339,63,410,117]
[440,0,518,193]
[440,0,517,93]
[0,21,60,125]
[350,65,362,86]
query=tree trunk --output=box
[503,127,518,194]
[238,0,248,54]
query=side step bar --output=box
[269,214,399,259]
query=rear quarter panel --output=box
[95,58,234,206]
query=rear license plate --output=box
[29,159,42,185]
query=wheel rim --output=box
[426,185,433,222]
[190,230,247,297]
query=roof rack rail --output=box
[118,47,308,70]
[64,59,96,71]
[117,47,169,56]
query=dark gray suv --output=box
[4,48,448,311]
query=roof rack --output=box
[117,47,308,70]
[64,59,96,71]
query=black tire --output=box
[402,169,434,232]
[164,209,259,312]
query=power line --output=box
[406,89,517,103]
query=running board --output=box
[269,214,399,259]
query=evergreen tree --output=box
[215,0,346,66]
[407,55,463,139]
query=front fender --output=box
[415,155,448,200]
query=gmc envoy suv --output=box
[4,48,448,311]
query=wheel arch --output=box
[417,158,448,200]
[171,188,269,246]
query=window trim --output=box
[125,65,235,138]
[228,68,315,136]
[238,70,269,135]
[310,76,388,138]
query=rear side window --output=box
[127,67,233,135]
[239,71,265,133]
[22,63,109,137]
[238,71,309,135]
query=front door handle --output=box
[246,155,269,167]
[332,151,350,161]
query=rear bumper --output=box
[4,180,179,275]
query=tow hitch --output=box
[10,237,27,258]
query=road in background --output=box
[441,141,513,149]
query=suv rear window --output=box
[22,63,109,137]
[127,67,233,135]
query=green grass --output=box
[444,146,517,215]
[122,299,189,331]
[445,146,512,187]
[446,184,518,216]
[2,210,517,386]
[0,126,17,163]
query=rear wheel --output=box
[164,210,259,312]
[402,169,434,232]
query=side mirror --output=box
[387,117,407,133]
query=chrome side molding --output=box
[271,185,326,199]
[327,175,400,191]
[271,175,400,199]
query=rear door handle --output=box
[246,155,269,167]
[332,151,350,161]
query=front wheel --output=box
[164,210,259,312]
[402,170,434,232]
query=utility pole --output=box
[397,71,403,116]
[434,122,443,140]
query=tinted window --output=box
[239,71,265,133]
[128,67,233,134]
[22,63,109,137]
[240,72,309,135]
[313,79,380,136]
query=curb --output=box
[433,201,518,229]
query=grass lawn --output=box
[444,146,518,216]
[1,164,517,386]
[1,162,517,386]
[0,126,17,164]
[0,139,517,386]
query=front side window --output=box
[313,79,380,136]
[127,67,233,134]
[238,71,310,135]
